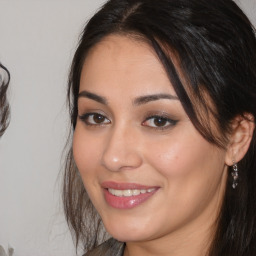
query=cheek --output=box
[144,130,226,196]
[72,126,105,208]
[144,136,197,179]
[143,134,227,228]
[72,126,101,181]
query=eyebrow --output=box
[78,90,107,105]
[133,93,179,106]
[78,90,179,106]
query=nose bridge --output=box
[101,122,142,171]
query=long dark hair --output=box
[0,63,10,137]
[63,0,256,254]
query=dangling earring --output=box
[231,161,238,189]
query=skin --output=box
[73,34,232,256]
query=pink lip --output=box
[101,181,159,209]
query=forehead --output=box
[85,34,159,68]
[80,34,176,96]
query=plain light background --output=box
[0,1,255,256]
[0,1,106,256]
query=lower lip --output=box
[103,189,158,209]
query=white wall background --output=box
[0,1,105,256]
[0,0,255,256]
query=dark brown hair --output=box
[0,63,10,137]
[63,0,256,255]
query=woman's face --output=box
[73,35,228,243]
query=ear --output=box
[225,113,255,166]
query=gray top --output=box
[84,238,124,256]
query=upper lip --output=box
[101,181,158,190]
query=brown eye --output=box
[93,114,106,124]
[142,115,178,130]
[153,117,167,127]
[79,113,111,125]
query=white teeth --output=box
[132,189,140,196]
[108,188,155,197]
[123,190,132,197]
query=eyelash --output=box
[79,112,111,126]
[78,112,178,130]
[142,115,178,130]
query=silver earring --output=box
[231,162,238,189]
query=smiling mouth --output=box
[102,182,159,209]
[108,188,156,197]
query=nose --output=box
[101,125,143,172]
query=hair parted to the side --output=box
[63,0,256,254]
[0,63,10,137]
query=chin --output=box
[110,232,145,243]
[103,219,152,242]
